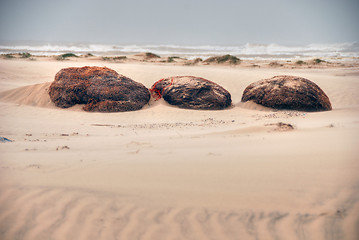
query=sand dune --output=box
[0,59,358,240]
[0,82,54,108]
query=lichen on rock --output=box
[49,66,150,112]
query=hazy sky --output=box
[0,0,358,45]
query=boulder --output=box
[49,66,150,112]
[150,76,232,110]
[241,75,332,111]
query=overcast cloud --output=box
[0,0,358,45]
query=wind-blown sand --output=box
[0,58,358,240]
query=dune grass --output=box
[204,54,240,64]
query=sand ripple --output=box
[0,185,358,240]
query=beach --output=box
[0,56,359,239]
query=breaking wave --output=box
[1,41,358,60]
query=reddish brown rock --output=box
[49,66,150,112]
[150,76,232,110]
[241,75,332,111]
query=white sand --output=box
[0,59,358,240]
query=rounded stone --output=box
[150,76,232,110]
[49,66,150,112]
[241,75,332,111]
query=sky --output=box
[0,0,358,45]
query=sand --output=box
[0,58,358,240]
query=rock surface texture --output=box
[49,66,150,112]
[241,75,332,111]
[150,76,232,110]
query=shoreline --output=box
[2,52,359,70]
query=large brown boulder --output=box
[49,66,150,112]
[150,76,232,110]
[241,75,332,111]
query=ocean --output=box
[1,41,358,60]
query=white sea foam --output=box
[1,42,358,60]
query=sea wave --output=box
[0,42,358,60]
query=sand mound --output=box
[237,100,272,111]
[0,82,55,108]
